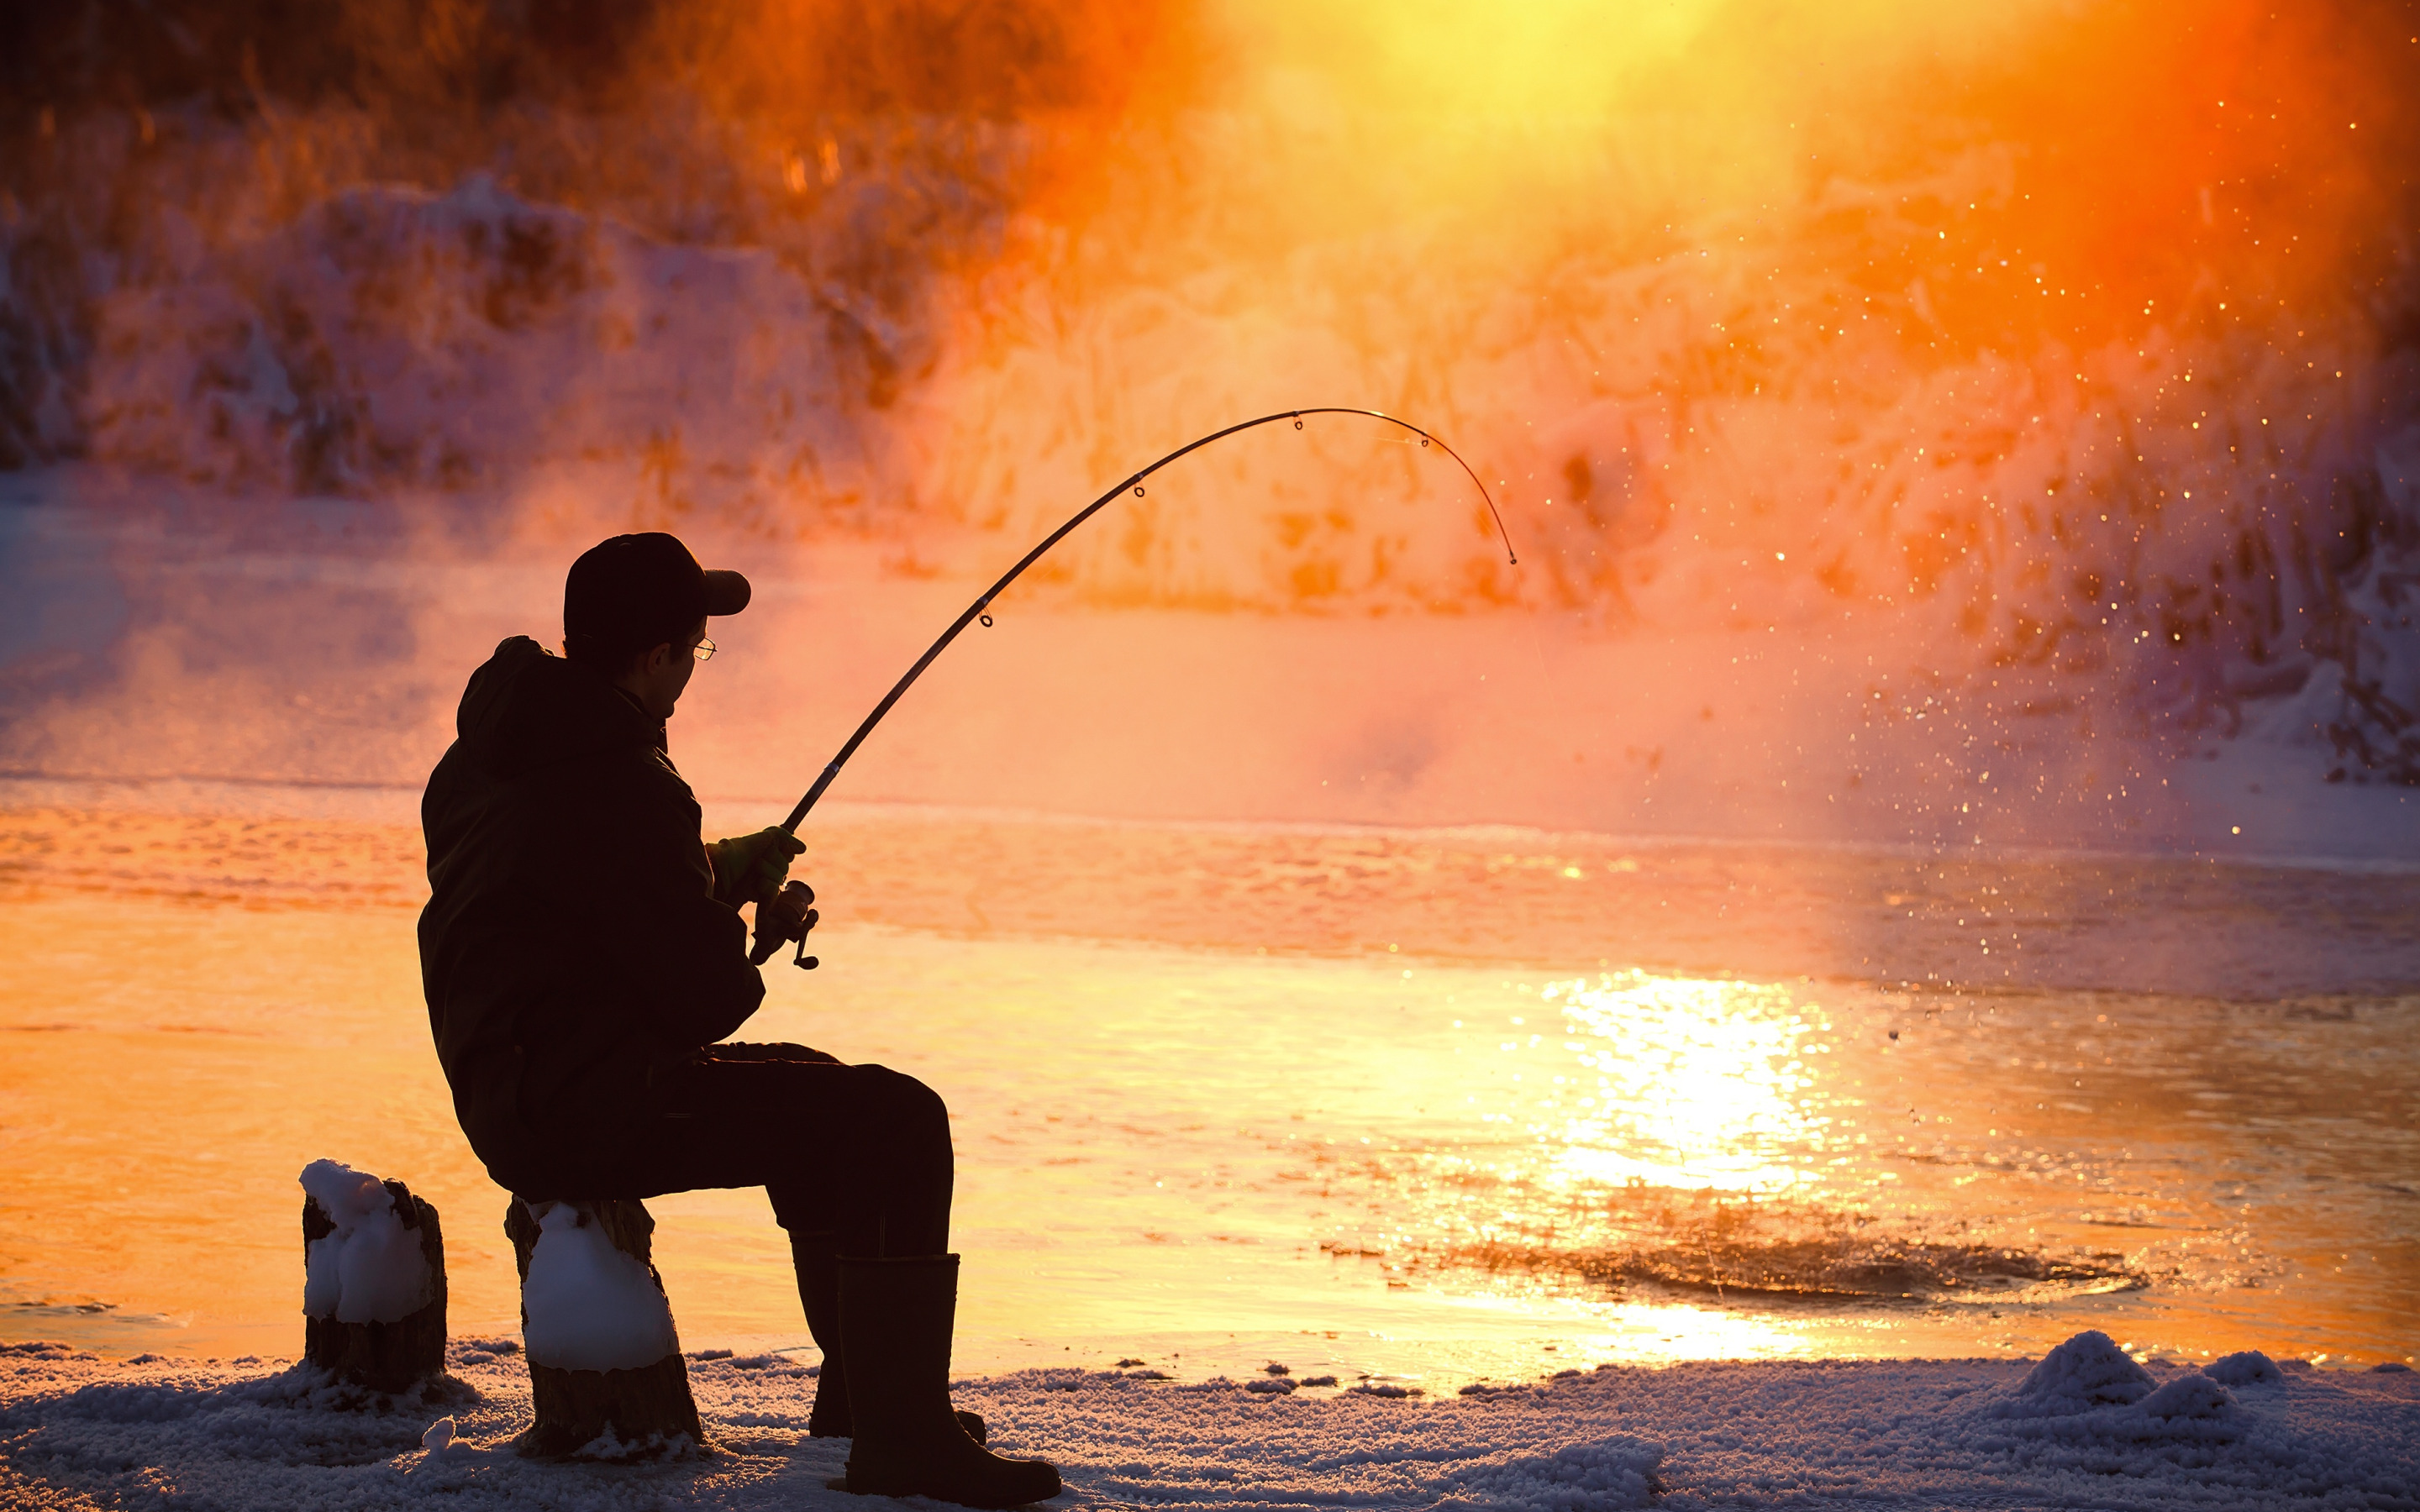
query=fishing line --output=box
[751,407,1516,965]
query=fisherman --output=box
[418,532,1059,1508]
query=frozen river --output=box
[2,800,2412,1387]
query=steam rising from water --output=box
[2,0,2415,806]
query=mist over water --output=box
[3,0,2416,843]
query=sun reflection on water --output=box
[1544,974,1831,1194]
[1356,969,1885,1286]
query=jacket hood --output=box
[453,636,664,779]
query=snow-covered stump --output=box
[503,1196,704,1458]
[298,1161,446,1394]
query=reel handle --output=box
[748,879,818,969]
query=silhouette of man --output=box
[418,533,1058,1506]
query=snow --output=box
[518,1203,682,1373]
[1999,1328,2155,1413]
[2211,1350,2288,1389]
[47,173,878,510]
[298,1161,434,1326]
[3,1335,2413,1510]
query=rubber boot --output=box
[839,1255,1060,1507]
[793,1236,855,1438]
[794,1236,987,1445]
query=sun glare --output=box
[1549,974,1826,1193]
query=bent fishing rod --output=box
[750,407,1517,967]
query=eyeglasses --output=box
[691,638,717,662]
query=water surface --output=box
[2,802,2411,1387]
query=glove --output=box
[708,827,806,908]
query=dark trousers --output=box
[609,1042,955,1257]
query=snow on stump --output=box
[299,1160,447,1393]
[503,1196,704,1459]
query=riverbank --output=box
[4,1333,2414,1510]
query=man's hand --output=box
[708,827,807,908]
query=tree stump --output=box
[299,1170,446,1393]
[504,1196,705,1458]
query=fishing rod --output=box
[750,407,1517,967]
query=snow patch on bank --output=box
[3,1334,2413,1510]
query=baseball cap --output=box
[563,533,750,665]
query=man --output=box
[419,533,1058,1507]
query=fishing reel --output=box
[747,879,819,970]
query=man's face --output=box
[623,617,709,721]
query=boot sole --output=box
[840,1467,1061,1508]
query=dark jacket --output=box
[418,635,765,1196]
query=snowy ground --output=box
[3,1333,2414,1511]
